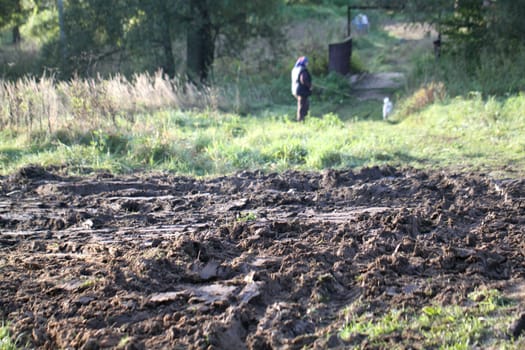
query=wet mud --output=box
[1,165,524,349]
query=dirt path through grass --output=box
[350,22,437,101]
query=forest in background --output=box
[1,0,525,89]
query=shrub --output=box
[318,149,342,168]
[308,112,345,130]
[350,51,367,73]
[271,142,308,165]
[396,81,446,117]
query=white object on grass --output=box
[383,97,393,120]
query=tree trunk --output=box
[57,0,67,62]
[161,10,175,78]
[186,0,214,83]
[12,0,22,44]
[162,39,176,79]
[12,26,21,44]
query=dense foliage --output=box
[1,1,524,80]
[1,0,282,80]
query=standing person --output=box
[291,56,312,122]
[433,33,442,58]
[354,14,363,34]
[361,14,369,34]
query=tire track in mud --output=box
[1,165,525,349]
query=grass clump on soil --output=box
[0,323,18,350]
[236,212,257,222]
[339,289,523,349]
[117,336,131,349]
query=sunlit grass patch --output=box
[339,289,522,349]
[0,322,18,350]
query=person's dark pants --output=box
[297,95,309,122]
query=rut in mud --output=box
[1,165,525,349]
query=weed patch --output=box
[0,323,18,350]
[339,289,518,348]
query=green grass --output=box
[339,289,523,349]
[0,323,17,350]
[236,212,257,222]
[117,335,131,349]
[1,89,525,177]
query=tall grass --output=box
[410,44,525,97]
[0,72,206,134]
[0,71,287,137]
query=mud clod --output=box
[510,313,525,339]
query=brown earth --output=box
[1,165,525,349]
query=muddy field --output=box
[1,165,525,349]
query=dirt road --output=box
[1,165,524,349]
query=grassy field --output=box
[1,81,524,178]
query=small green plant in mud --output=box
[236,212,257,222]
[340,308,403,343]
[339,289,523,348]
[80,278,97,290]
[142,249,167,260]
[117,335,131,349]
[0,322,18,350]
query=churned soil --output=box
[1,165,524,349]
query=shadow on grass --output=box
[377,151,420,162]
[340,150,423,169]
[385,119,400,125]
[0,147,27,171]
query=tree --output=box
[42,0,282,80]
[46,0,132,76]
[133,0,282,81]
[128,0,187,79]
[186,0,214,82]
[402,0,525,56]
[57,0,65,62]
[0,0,29,44]
[483,0,525,47]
